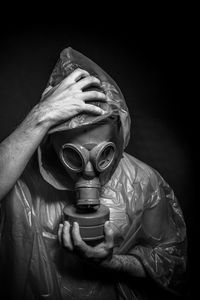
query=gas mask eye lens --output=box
[96,142,116,172]
[61,144,86,172]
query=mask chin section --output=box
[75,178,101,211]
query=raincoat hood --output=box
[38,47,131,190]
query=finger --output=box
[81,90,107,102]
[58,223,63,245]
[59,68,90,90]
[69,68,90,82]
[62,221,73,250]
[104,221,114,248]
[82,103,106,115]
[71,222,93,257]
[75,76,101,90]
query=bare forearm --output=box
[101,254,146,278]
[0,70,106,201]
[0,104,50,200]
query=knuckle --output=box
[88,105,98,113]
[74,67,81,72]
[63,230,70,239]
[90,75,98,81]
[108,228,114,236]
[63,240,72,251]
[63,222,70,230]
[63,232,69,242]
[80,76,92,85]
[69,67,81,75]
[80,68,89,74]
[63,227,68,236]
[73,239,82,248]
[86,76,94,83]
[91,91,99,98]
[75,101,84,111]
[60,77,69,86]
[91,76,100,83]
[94,91,104,99]
[76,67,85,73]
[94,107,101,114]
[58,223,63,230]
[66,85,74,92]
[63,239,69,247]
[74,68,87,77]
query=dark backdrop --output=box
[0,21,196,298]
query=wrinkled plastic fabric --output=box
[41,47,131,149]
[0,154,187,299]
[0,48,187,300]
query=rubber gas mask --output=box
[60,140,116,208]
[51,121,123,243]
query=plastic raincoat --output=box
[0,48,187,300]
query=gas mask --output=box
[60,141,116,208]
[51,120,123,243]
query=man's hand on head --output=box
[58,220,114,262]
[37,68,106,130]
[0,68,106,201]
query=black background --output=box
[0,9,197,299]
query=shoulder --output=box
[117,152,162,189]
[1,157,41,208]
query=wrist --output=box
[28,103,53,132]
[16,103,51,142]
[100,254,122,271]
[100,254,146,278]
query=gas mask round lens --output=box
[61,144,88,172]
[93,142,116,172]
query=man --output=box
[0,47,186,300]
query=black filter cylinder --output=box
[63,204,110,242]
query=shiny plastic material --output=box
[0,154,187,299]
[0,47,187,300]
[41,47,131,150]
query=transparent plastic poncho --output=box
[0,47,186,300]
